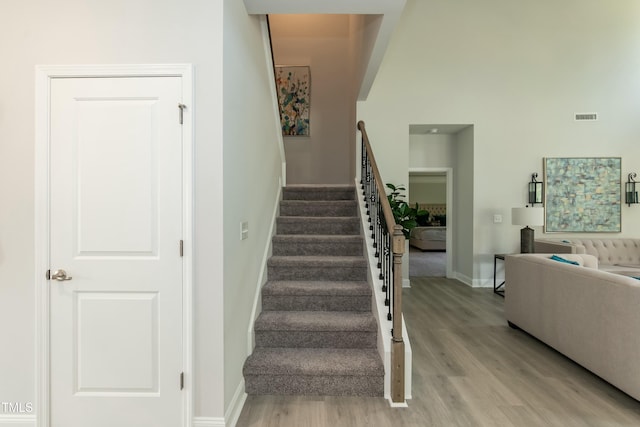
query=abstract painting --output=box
[544,157,621,232]
[275,66,310,136]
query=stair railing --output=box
[357,120,405,404]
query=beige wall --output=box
[359,0,640,286]
[408,179,446,205]
[270,14,357,184]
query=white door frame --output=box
[408,167,454,278]
[34,64,194,427]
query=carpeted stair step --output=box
[262,280,371,311]
[283,185,356,201]
[268,256,367,281]
[243,347,384,396]
[280,200,358,217]
[272,235,363,256]
[277,216,360,235]
[254,311,377,348]
[243,183,383,398]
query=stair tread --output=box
[268,256,367,266]
[243,347,383,376]
[273,234,363,242]
[278,216,359,221]
[245,184,381,396]
[263,280,370,296]
[280,200,357,205]
[282,186,356,201]
[255,311,377,332]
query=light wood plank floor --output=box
[236,278,640,426]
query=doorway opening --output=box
[408,124,472,282]
[408,170,452,278]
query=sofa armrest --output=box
[512,253,598,269]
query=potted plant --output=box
[386,183,428,238]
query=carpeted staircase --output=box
[243,185,384,396]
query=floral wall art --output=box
[275,66,311,136]
[544,157,621,232]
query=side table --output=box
[494,254,506,297]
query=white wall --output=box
[222,1,284,413]
[271,14,357,184]
[358,0,640,285]
[454,126,474,283]
[409,134,455,168]
[0,0,282,421]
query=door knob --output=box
[51,269,73,281]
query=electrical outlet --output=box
[493,214,503,224]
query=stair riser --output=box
[262,295,371,312]
[255,331,376,349]
[272,241,362,256]
[280,204,357,217]
[244,375,383,397]
[283,189,355,201]
[268,266,367,281]
[277,219,360,235]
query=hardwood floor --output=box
[236,278,640,426]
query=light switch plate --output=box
[241,221,249,240]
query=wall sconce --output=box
[528,173,543,205]
[626,173,638,206]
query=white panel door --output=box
[49,76,183,427]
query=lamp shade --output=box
[512,207,544,226]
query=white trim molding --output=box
[223,380,247,427]
[0,414,37,426]
[34,64,194,427]
[192,417,225,427]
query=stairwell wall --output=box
[222,1,284,419]
[270,14,357,184]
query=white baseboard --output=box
[402,278,411,288]
[224,380,247,427]
[0,414,36,426]
[192,380,246,427]
[193,417,225,427]
[454,272,473,287]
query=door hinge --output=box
[180,372,184,390]
[46,269,51,280]
[178,104,186,125]
[179,240,184,257]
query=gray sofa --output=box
[505,253,640,401]
[535,238,640,275]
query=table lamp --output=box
[512,206,544,253]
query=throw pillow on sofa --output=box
[550,254,580,266]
